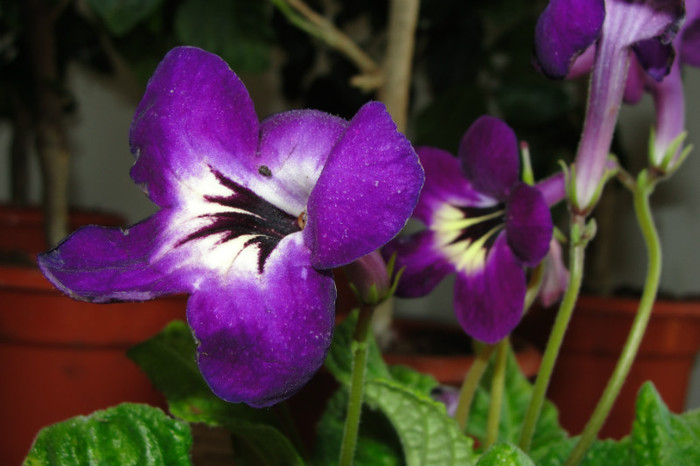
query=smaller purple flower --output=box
[625,0,700,171]
[384,116,556,343]
[534,0,684,210]
[38,47,424,408]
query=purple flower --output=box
[625,0,700,171]
[38,47,424,407]
[535,0,684,210]
[384,116,557,344]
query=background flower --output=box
[385,116,553,343]
[534,0,683,210]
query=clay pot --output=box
[383,319,542,385]
[522,295,700,439]
[0,206,187,463]
[0,265,187,464]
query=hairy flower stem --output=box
[455,343,496,431]
[339,306,375,466]
[518,214,588,452]
[485,338,509,448]
[565,172,661,465]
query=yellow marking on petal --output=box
[432,203,505,274]
[439,209,505,231]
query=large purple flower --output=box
[535,0,684,210]
[38,47,423,407]
[384,116,556,343]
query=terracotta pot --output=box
[0,265,187,464]
[383,319,542,385]
[523,295,700,439]
[0,204,124,261]
[0,206,187,463]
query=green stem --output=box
[518,214,588,452]
[485,338,509,448]
[565,173,661,465]
[339,306,375,466]
[455,343,496,432]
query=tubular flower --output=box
[38,47,424,407]
[625,0,700,172]
[534,0,684,211]
[384,116,555,344]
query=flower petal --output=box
[251,110,347,216]
[412,146,492,226]
[383,231,454,297]
[130,46,259,208]
[454,234,526,343]
[188,234,336,407]
[38,213,186,303]
[458,116,520,200]
[534,0,605,79]
[305,101,423,269]
[505,182,553,266]
[540,238,569,307]
[624,55,647,104]
[632,37,675,82]
[681,16,700,67]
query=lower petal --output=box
[505,182,553,266]
[38,212,186,303]
[383,230,454,297]
[454,234,526,343]
[187,234,336,407]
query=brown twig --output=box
[377,0,420,133]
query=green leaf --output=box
[313,389,403,466]
[87,0,164,36]
[630,382,700,465]
[476,442,534,465]
[365,378,477,465]
[128,320,304,466]
[325,312,477,465]
[24,403,191,465]
[175,0,273,73]
[467,345,567,459]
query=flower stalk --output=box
[565,170,662,465]
[518,213,590,452]
[485,338,509,448]
[455,342,496,431]
[339,305,375,466]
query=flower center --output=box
[434,203,505,273]
[178,168,302,274]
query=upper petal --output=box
[188,234,336,407]
[130,46,259,208]
[251,110,348,216]
[458,116,520,200]
[534,0,605,79]
[505,182,553,266]
[37,212,187,303]
[412,146,493,226]
[453,234,526,343]
[305,102,424,269]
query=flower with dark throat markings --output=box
[38,47,424,407]
[384,116,559,343]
